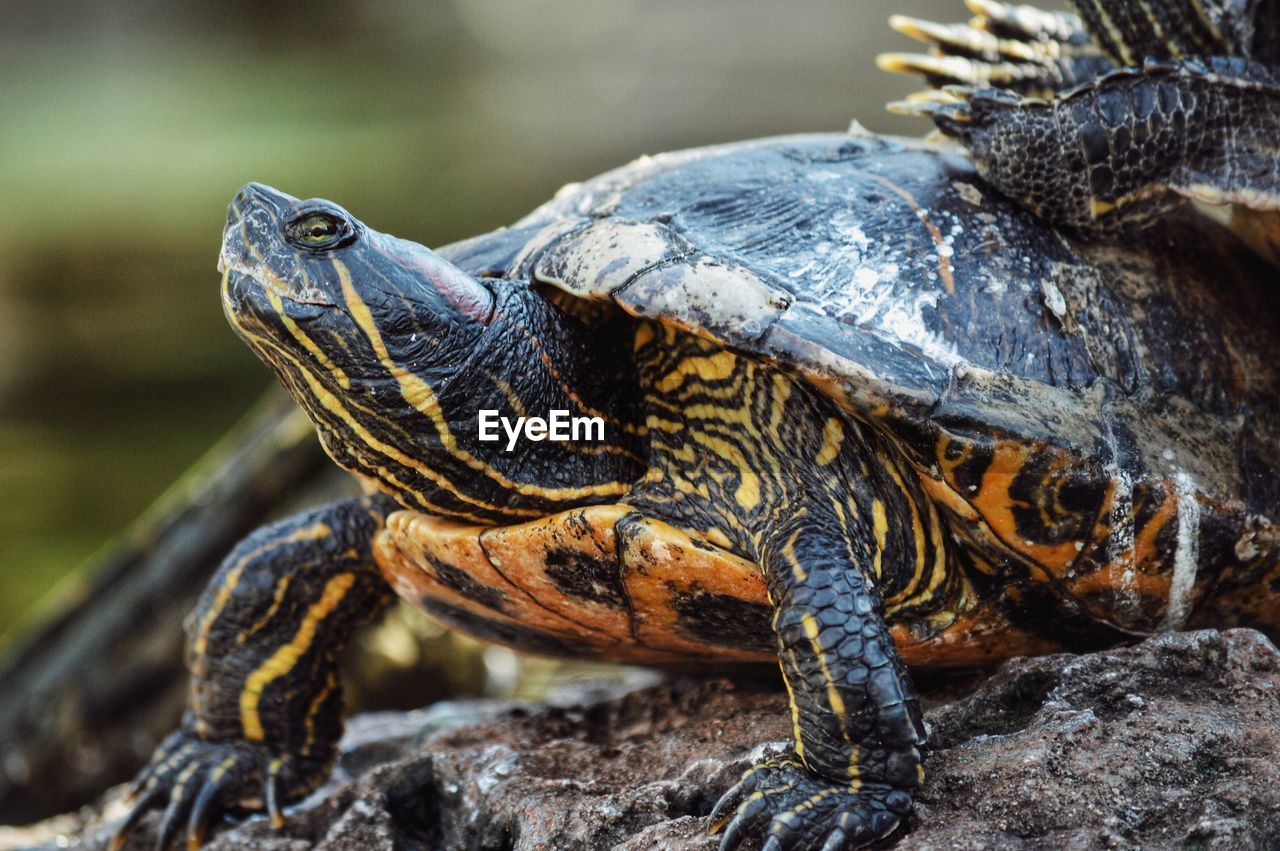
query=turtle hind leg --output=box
[710,512,927,851]
[878,1,1115,97]
[901,57,1280,236]
[111,495,397,850]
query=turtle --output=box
[112,130,1280,851]
[877,0,1280,265]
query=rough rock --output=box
[28,629,1280,850]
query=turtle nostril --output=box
[230,182,259,207]
[227,182,293,226]
[227,185,259,229]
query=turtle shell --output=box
[439,132,1280,633]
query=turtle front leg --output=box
[710,512,926,851]
[111,494,397,850]
[898,56,1280,236]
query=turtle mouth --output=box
[219,249,338,320]
[218,243,334,308]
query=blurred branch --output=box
[0,389,338,824]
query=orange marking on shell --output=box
[374,511,598,643]
[940,437,1084,573]
[378,503,1125,671]
[1057,486,1180,626]
[479,506,635,640]
[1129,488,1179,570]
[891,604,1065,668]
[615,513,775,662]
[373,504,1085,670]
[919,473,980,522]
[921,472,1058,585]
[1065,563,1169,598]
[375,506,770,665]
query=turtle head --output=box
[219,182,642,520]
[220,182,494,342]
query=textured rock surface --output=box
[27,629,1280,850]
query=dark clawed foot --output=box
[886,85,1021,143]
[878,1,1108,99]
[708,757,910,851]
[110,731,285,851]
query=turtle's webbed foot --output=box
[110,730,289,851]
[878,0,1113,96]
[709,756,910,851]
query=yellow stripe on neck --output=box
[334,259,630,503]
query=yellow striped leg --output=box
[710,514,926,851]
[111,495,396,850]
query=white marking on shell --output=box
[788,259,818,279]
[817,220,960,367]
[615,258,791,341]
[1102,421,1138,616]
[1163,470,1201,631]
[953,181,985,206]
[808,169,847,183]
[876,291,953,362]
[1041,279,1067,321]
[532,219,677,298]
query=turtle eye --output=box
[285,207,357,251]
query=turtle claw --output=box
[877,52,998,88]
[963,0,1087,45]
[885,88,968,118]
[890,84,1050,145]
[263,759,286,829]
[109,787,164,851]
[880,1,1108,98]
[110,731,275,850]
[887,90,983,143]
[709,756,909,851]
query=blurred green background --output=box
[0,0,963,644]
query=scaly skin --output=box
[626,326,938,848]
[882,0,1280,239]
[112,496,396,850]
[919,57,1280,231]
[709,518,923,850]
